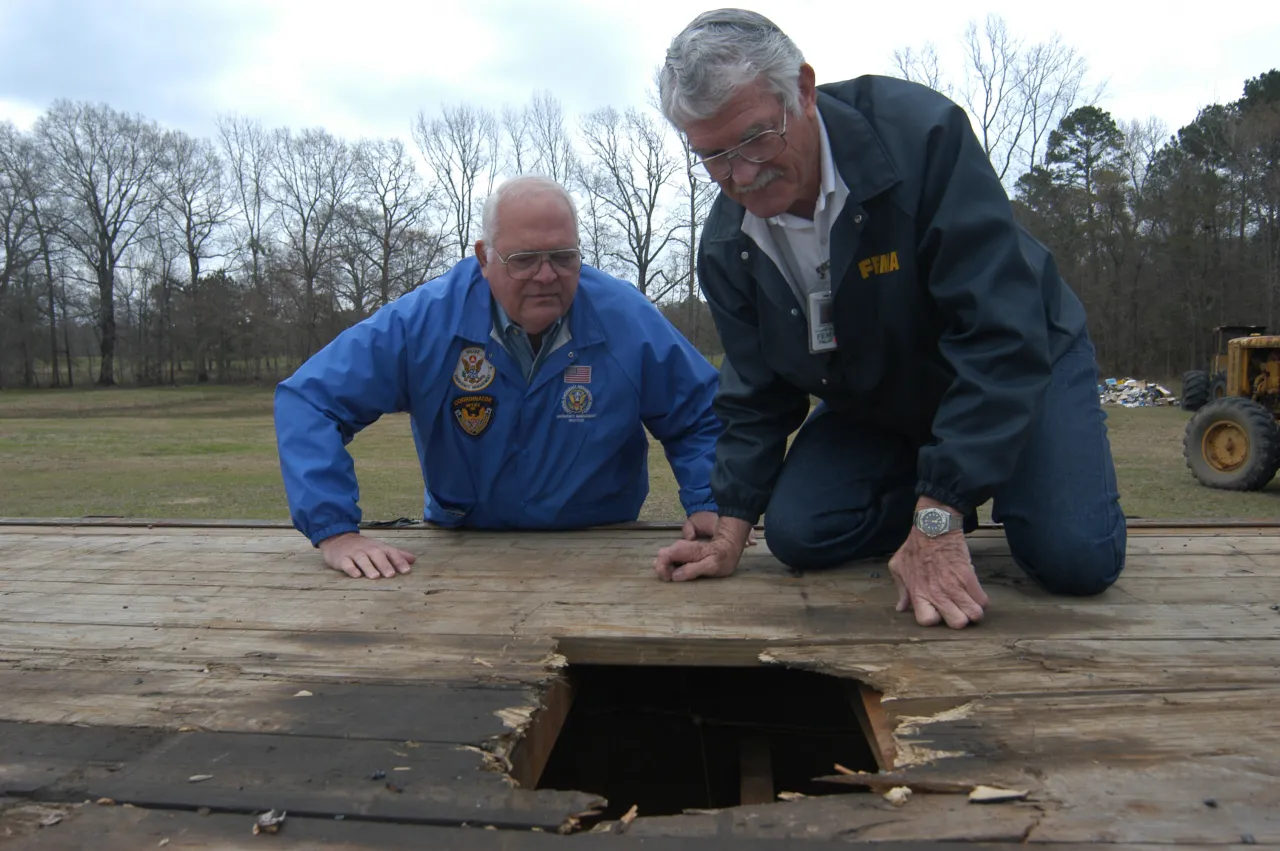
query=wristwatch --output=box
[913,506,964,538]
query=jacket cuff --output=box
[914,481,974,516]
[683,501,719,516]
[716,505,762,525]
[308,522,361,548]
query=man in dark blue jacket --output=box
[652,9,1126,629]
[275,176,723,579]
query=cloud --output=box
[0,0,1276,146]
[0,0,252,131]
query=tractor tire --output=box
[1210,371,1228,401]
[1180,370,1210,411]
[1183,397,1280,490]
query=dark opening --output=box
[525,664,881,821]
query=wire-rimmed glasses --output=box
[689,112,789,182]
[492,248,582,280]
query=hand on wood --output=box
[319,532,416,580]
[682,512,757,546]
[888,525,988,629]
[681,511,719,540]
[656,516,752,582]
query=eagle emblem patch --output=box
[452,394,495,437]
[561,386,593,415]
[453,346,495,391]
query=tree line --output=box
[0,16,1276,388]
[0,89,717,387]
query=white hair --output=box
[658,8,806,129]
[480,175,579,248]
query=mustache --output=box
[731,168,783,193]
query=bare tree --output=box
[347,138,440,307]
[501,104,533,176]
[577,107,683,299]
[959,14,1028,181]
[673,133,718,300]
[1,123,67,385]
[572,163,618,272]
[1018,34,1093,171]
[528,91,577,183]
[269,126,355,354]
[891,17,1094,182]
[216,115,275,299]
[891,42,951,95]
[413,104,500,259]
[36,100,164,384]
[0,123,40,386]
[155,130,232,381]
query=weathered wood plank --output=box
[29,728,600,832]
[761,638,1280,700]
[0,623,555,683]
[3,800,1059,851]
[0,722,164,796]
[0,672,549,742]
[3,522,1279,848]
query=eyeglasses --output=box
[492,248,582,280]
[689,112,788,182]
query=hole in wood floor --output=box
[510,663,886,823]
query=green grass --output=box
[0,387,1275,523]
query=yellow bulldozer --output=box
[1183,328,1280,490]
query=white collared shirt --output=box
[741,110,850,319]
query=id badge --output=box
[807,290,837,353]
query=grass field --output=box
[1,385,1277,524]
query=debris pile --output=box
[1098,378,1176,407]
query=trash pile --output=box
[1098,378,1177,407]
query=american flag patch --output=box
[563,365,592,383]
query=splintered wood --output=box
[1,521,1278,848]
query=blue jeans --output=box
[764,334,1127,596]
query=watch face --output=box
[920,509,948,536]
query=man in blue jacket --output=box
[652,9,1126,628]
[275,175,723,579]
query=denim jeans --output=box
[763,333,1127,596]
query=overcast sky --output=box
[2,0,1277,146]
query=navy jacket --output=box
[697,75,1088,521]
[275,258,721,546]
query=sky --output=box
[1,0,1278,147]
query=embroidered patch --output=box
[452,394,496,437]
[560,385,593,418]
[453,346,495,391]
[563,364,592,383]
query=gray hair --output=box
[658,8,805,128]
[480,175,579,248]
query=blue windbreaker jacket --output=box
[274,258,721,546]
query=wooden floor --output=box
[0,519,1277,849]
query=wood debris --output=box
[884,786,912,807]
[969,785,1029,804]
[494,706,535,730]
[188,774,213,783]
[252,809,287,835]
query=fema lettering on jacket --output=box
[858,251,899,280]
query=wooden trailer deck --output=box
[0,519,1277,849]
